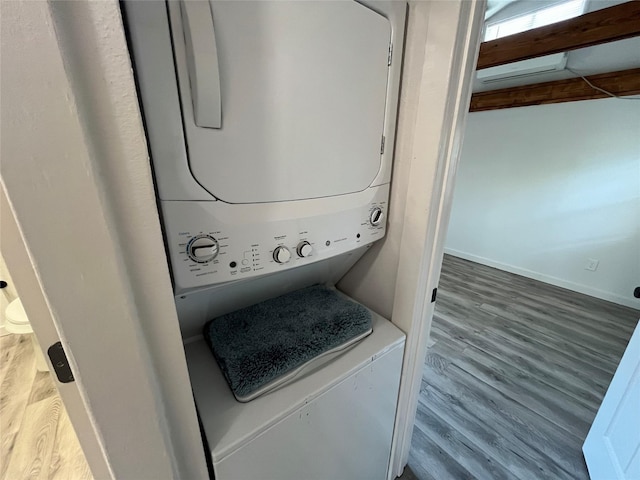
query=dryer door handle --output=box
[180,0,222,129]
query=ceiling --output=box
[474,0,640,93]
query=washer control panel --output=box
[162,186,389,294]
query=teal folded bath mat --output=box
[203,284,373,402]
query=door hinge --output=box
[388,43,393,66]
[48,342,75,383]
[380,135,386,154]
[431,287,438,303]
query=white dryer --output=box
[126,0,405,295]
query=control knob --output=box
[297,241,313,258]
[273,246,291,264]
[187,235,219,263]
[370,207,384,227]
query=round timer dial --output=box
[273,246,291,264]
[370,207,384,226]
[187,235,219,263]
[297,241,313,258]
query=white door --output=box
[1,187,112,479]
[583,321,640,480]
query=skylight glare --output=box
[484,0,588,41]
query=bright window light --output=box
[484,0,588,41]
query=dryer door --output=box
[169,1,391,204]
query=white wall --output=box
[445,98,640,309]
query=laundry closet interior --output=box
[124,1,409,478]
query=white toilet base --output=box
[5,298,50,372]
[31,333,50,372]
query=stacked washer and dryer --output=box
[124,1,406,478]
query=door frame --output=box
[386,1,485,475]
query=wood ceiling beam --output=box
[477,2,640,70]
[470,68,640,112]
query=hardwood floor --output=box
[0,334,92,480]
[408,255,639,480]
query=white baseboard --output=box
[444,248,640,310]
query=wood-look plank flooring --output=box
[408,254,639,480]
[0,334,92,480]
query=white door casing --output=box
[583,321,640,480]
[390,0,486,472]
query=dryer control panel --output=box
[162,186,389,294]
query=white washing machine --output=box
[124,1,406,478]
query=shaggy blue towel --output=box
[203,285,372,401]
